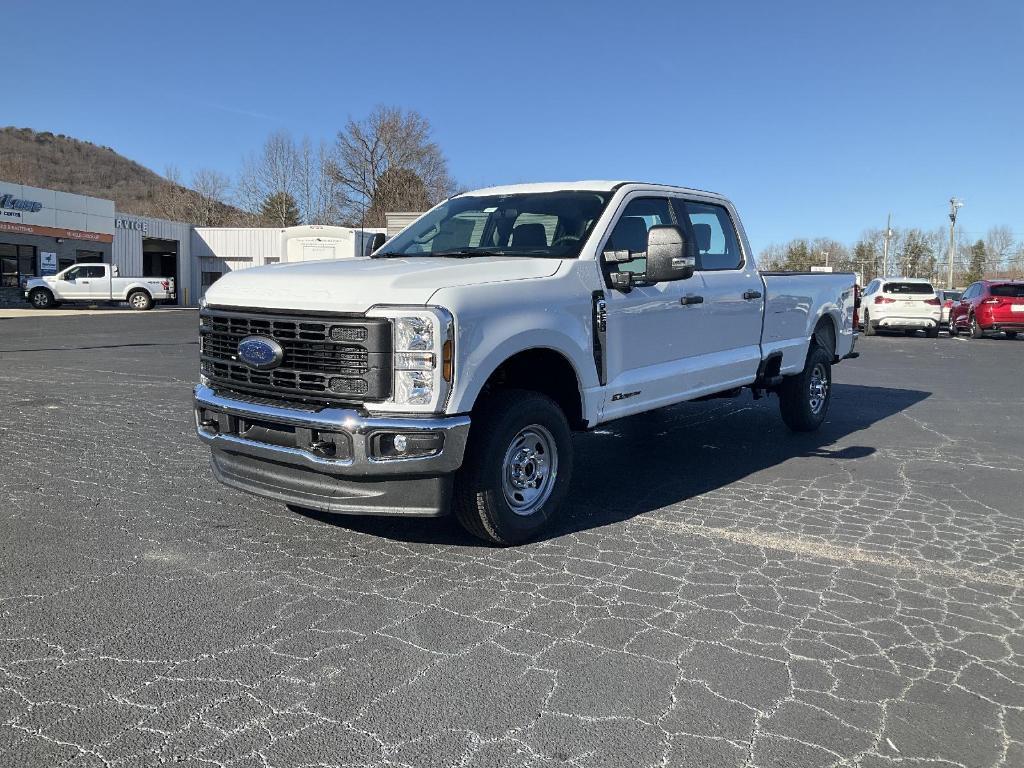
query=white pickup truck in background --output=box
[24,263,176,310]
[194,181,858,544]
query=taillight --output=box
[924,297,940,305]
[161,280,170,290]
[874,296,896,304]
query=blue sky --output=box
[4,0,1022,253]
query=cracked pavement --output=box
[1,311,1023,767]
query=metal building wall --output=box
[190,228,283,302]
[111,215,194,305]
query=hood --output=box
[205,256,562,313]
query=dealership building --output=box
[0,179,385,307]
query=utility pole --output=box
[947,198,963,289]
[882,213,892,275]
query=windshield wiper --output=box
[429,249,507,258]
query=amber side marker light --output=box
[442,339,453,382]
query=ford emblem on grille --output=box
[237,336,284,370]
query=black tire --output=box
[970,315,984,339]
[454,389,573,546]
[862,311,875,336]
[1005,332,1018,339]
[947,321,958,337]
[925,326,939,338]
[778,345,833,432]
[904,330,917,337]
[28,288,55,309]
[127,290,153,311]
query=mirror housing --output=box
[370,232,387,254]
[644,225,694,283]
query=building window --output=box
[201,271,223,288]
[0,243,37,287]
[75,249,104,263]
[264,257,280,264]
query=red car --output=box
[948,280,1024,339]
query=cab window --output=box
[603,197,674,277]
[674,200,743,270]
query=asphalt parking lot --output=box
[2,312,1023,768]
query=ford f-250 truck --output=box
[25,263,176,310]
[194,182,857,544]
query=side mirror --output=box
[370,232,387,254]
[644,225,694,283]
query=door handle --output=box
[743,290,762,300]
[680,295,704,306]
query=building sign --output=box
[40,251,57,276]
[115,217,148,233]
[0,221,114,243]
[0,193,43,214]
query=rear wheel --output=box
[127,290,153,311]
[970,315,984,339]
[29,288,55,309]
[454,389,573,546]
[778,346,832,432]
[863,310,875,336]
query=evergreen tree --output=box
[261,192,302,227]
[964,239,986,284]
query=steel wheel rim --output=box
[808,362,829,415]
[501,424,558,516]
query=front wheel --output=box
[778,346,833,432]
[947,321,958,337]
[454,389,573,546]
[29,288,55,309]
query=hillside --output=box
[0,126,247,225]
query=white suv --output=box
[861,277,941,337]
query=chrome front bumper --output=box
[193,385,471,477]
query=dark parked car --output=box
[937,289,962,327]
[948,281,1024,339]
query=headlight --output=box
[366,306,454,413]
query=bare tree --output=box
[329,106,455,227]
[238,131,302,225]
[297,137,342,225]
[985,226,1014,273]
[190,168,233,226]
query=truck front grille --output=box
[199,308,392,404]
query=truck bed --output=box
[760,271,856,375]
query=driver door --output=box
[52,266,91,299]
[600,195,706,421]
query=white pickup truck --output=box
[24,263,176,310]
[195,181,857,544]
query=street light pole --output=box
[882,213,892,275]
[947,198,963,289]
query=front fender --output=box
[434,281,599,417]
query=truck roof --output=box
[457,180,726,199]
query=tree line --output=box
[759,225,1024,286]
[154,105,456,229]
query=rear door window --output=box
[674,200,743,271]
[990,284,1024,298]
[883,282,934,294]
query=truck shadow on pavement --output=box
[297,383,930,546]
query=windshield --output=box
[990,284,1024,298]
[884,282,934,294]
[378,191,613,258]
